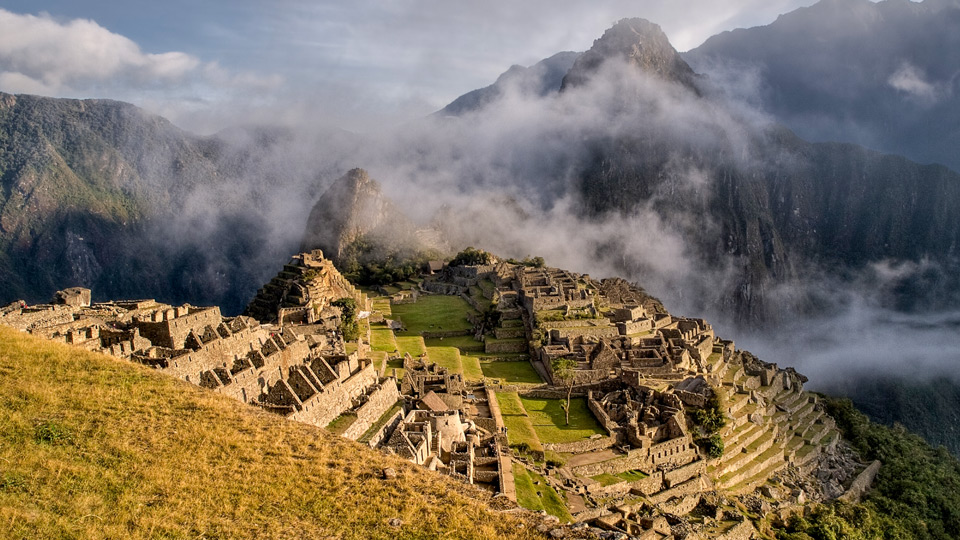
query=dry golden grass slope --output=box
[0,326,543,540]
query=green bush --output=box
[449,247,492,267]
[689,392,726,435]
[695,434,723,459]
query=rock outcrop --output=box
[300,168,447,265]
[560,18,700,92]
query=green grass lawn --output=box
[512,463,572,523]
[370,326,398,352]
[372,297,392,317]
[480,360,543,385]
[424,335,484,352]
[460,355,484,382]
[391,295,475,336]
[396,336,426,357]
[426,346,462,374]
[518,397,606,444]
[494,392,542,452]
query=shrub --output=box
[695,434,724,459]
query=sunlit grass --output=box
[518,397,606,444]
[392,296,475,336]
[0,326,543,540]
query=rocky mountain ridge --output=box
[684,0,960,173]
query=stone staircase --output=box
[710,360,840,493]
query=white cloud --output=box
[0,10,196,91]
[0,8,283,120]
[888,62,943,103]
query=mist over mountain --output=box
[0,92,358,313]
[4,11,960,455]
[684,0,960,173]
[439,52,580,117]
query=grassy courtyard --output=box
[426,346,462,373]
[479,360,543,385]
[391,295,476,336]
[518,396,606,444]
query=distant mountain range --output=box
[0,92,355,313]
[684,0,960,173]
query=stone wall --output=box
[135,306,222,349]
[342,380,402,440]
[543,435,616,454]
[618,319,653,335]
[289,361,378,428]
[539,318,612,329]
[484,340,528,354]
[549,326,619,341]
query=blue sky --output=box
[0,0,825,132]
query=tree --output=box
[551,357,579,426]
[331,297,360,341]
[449,247,492,267]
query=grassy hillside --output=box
[0,326,543,540]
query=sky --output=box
[0,0,826,132]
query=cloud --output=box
[0,10,197,91]
[888,62,944,104]
[0,7,283,129]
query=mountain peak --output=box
[560,18,699,92]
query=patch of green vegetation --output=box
[385,355,405,379]
[480,360,543,385]
[449,247,492,267]
[511,465,572,523]
[426,346,462,374]
[369,351,388,373]
[495,392,543,453]
[617,469,648,482]
[395,336,426,357]
[504,256,545,268]
[695,434,724,459]
[369,326,398,353]
[518,396,606,444]
[391,295,475,336]
[590,473,624,487]
[544,450,568,468]
[424,335,484,352]
[332,298,360,341]
[34,419,71,445]
[325,414,357,436]
[460,355,484,382]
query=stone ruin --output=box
[418,260,874,538]
[0,254,399,449]
[382,355,510,492]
